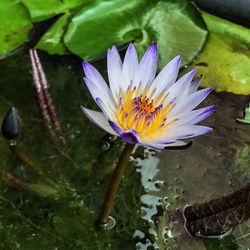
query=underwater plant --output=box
[81,42,217,227]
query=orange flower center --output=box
[116,83,176,139]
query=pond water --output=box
[0,50,250,250]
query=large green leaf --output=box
[0,0,33,58]
[192,12,250,95]
[20,0,92,22]
[194,33,250,95]
[64,0,207,67]
[202,12,250,49]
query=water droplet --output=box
[101,141,110,151]
[103,134,117,142]
[99,216,116,230]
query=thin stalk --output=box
[99,143,135,226]
[9,143,44,176]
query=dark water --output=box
[0,51,249,250]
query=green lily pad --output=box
[194,33,250,95]
[202,12,250,50]
[36,13,71,55]
[193,12,250,95]
[20,0,92,22]
[64,0,207,67]
[0,0,33,58]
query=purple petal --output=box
[187,76,201,95]
[168,105,217,127]
[82,61,107,89]
[164,68,198,103]
[149,55,181,96]
[134,42,158,88]
[141,140,188,150]
[171,88,213,116]
[122,43,138,90]
[190,105,217,125]
[161,125,213,141]
[107,45,123,100]
[108,120,123,135]
[95,97,115,120]
[84,77,116,112]
[80,106,118,135]
[120,129,139,144]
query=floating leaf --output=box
[20,0,92,22]
[193,33,250,95]
[191,12,250,95]
[183,183,250,238]
[64,0,207,67]
[0,0,33,58]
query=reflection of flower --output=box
[81,43,216,149]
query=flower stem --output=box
[8,142,44,176]
[99,143,135,226]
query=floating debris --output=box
[179,183,250,238]
[237,101,250,124]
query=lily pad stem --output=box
[8,141,44,176]
[99,143,135,226]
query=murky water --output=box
[0,51,249,249]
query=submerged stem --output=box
[99,143,135,226]
[9,142,44,176]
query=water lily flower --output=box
[81,43,216,150]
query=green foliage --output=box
[193,12,250,95]
[194,33,250,95]
[20,0,92,22]
[0,0,208,68]
[0,0,33,59]
[202,12,250,49]
[63,0,207,67]
[36,13,71,55]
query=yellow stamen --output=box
[116,84,175,138]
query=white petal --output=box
[163,68,197,104]
[170,88,213,117]
[96,97,116,120]
[141,140,187,150]
[149,55,181,97]
[168,105,217,128]
[80,106,118,135]
[83,61,116,105]
[107,45,123,101]
[134,43,158,89]
[159,125,212,141]
[187,76,201,95]
[122,43,138,90]
[84,77,116,112]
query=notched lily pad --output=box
[64,0,207,67]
